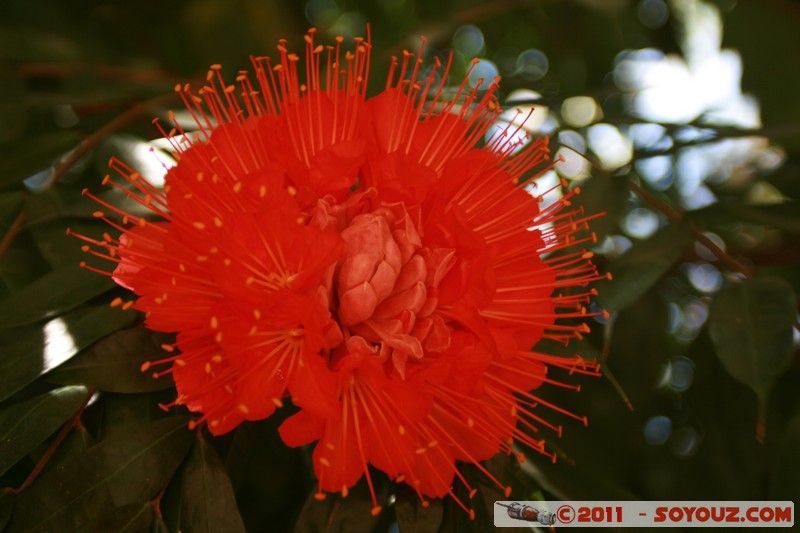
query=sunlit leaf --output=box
[180,439,245,533]
[0,263,115,330]
[596,223,690,311]
[709,276,796,431]
[0,385,88,478]
[0,305,137,402]
[7,416,194,532]
[47,328,175,393]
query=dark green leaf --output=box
[0,264,114,330]
[30,221,104,270]
[23,186,95,226]
[0,131,83,190]
[7,416,194,533]
[24,185,157,227]
[596,223,690,311]
[98,392,179,442]
[725,1,800,144]
[151,517,172,533]
[527,443,640,501]
[607,293,670,407]
[0,492,14,531]
[293,476,390,533]
[47,328,175,393]
[0,192,24,240]
[226,415,309,532]
[0,385,88,477]
[37,425,94,477]
[395,484,442,533]
[719,203,800,235]
[769,408,800,502]
[0,305,138,403]
[709,276,797,426]
[89,503,154,533]
[180,439,245,533]
[158,462,184,533]
[570,173,629,241]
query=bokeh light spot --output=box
[687,263,723,294]
[670,426,701,458]
[305,0,339,28]
[638,0,669,29]
[562,96,601,127]
[644,415,672,445]
[453,25,485,58]
[622,207,660,239]
[516,49,549,80]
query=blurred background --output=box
[1,0,799,531]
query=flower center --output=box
[321,199,456,377]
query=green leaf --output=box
[293,476,390,533]
[0,263,115,330]
[151,517,172,533]
[89,503,154,533]
[0,385,88,478]
[98,392,178,442]
[725,1,800,145]
[395,484,442,533]
[0,131,83,191]
[570,172,629,241]
[0,305,138,402]
[180,439,245,533]
[24,184,157,227]
[0,191,24,239]
[769,408,800,502]
[596,223,690,311]
[527,443,640,501]
[7,416,194,532]
[47,328,175,393]
[0,492,14,531]
[709,276,797,431]
[226,415,308,532]
[719,203,800,235]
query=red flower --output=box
[75,29,606,516]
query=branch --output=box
[628,182,755,277]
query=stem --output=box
[627,182,755,277]
[0,91,178,265]
[150,483,169,520]
[0,210,26,264]
[50,91,177,189]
